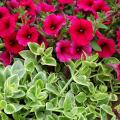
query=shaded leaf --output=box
[64,91,75,111]
[41,56,56,66]
[4,104,16,114]
[75,92,87,103]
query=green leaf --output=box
[88,82,95,94]
[12,90,25,98]
[75,60,82,68]
[28,42,41,55]
[97,74,112,81]
[27,80,43,101]
[4,66,12,79]
[33,71,46,82]
[73,75,89,86]
[46,98,59,111]
[0,2,4,6]
[115,104,120,113]
[27,86,37,101]
[78,114,86,120]
[46,102,55,111]
[35,109,44,119]
[86,54,99,62]
[101,109,107,120]
[100,104,114,116]
[25,60,35,73]
[91,40,102,51]
[0,112,9,120]
[70,83,79,94]
[75,92,87,103]
[109,94,118,101]
[94,92,108,101]
[4,104,16,114]
[41,56,56,66]
[46,115,56,120]
[46,83,60,96]
[44,47,53,57]
[103,57,120,64]
[47,73,57,83]
[63,111,75,118]
[0,43,4,49]
[0,100,7,110]
[0,93,3,100]
[19,50,35,60]
[38,92,48,100]
[97,23,108,29]
[14,104,23,112]
[11,60,25,79]
[0,71,5,88]
[4,75,19,97]
[79,64,91,76]
[99,85,107,92]
[77,12,84,18]
[67,61,75,77]
[37,42,45,55]
[58,116,70,120]
[63,91,75,111]
[111,115,117,120]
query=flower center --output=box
[25,6,30,11]
[38,35,44,43]
[10,40,16,46]
[88,2,93,6]
[78,28,85,33]
[27,34,31,39]
[60,47,65,53]
[76,46,82,53]
[5,21,10,29]
[101,43,107,48]
[0,13,2,19]
[50,24,56,30]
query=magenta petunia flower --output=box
[43,14,66,36]
[93,0,110,13]
[77,0,95,12]
[96,37,115,58]
[56,40,71,62]
[58,0,74,4]
[117,42,120,54]
[20,0,35,15]
[0,7,10,20]
[0,15,16,38]
[71,43,92,60]
[108,63,120,80]
[0,50,13,66]
[16,25,38,47]
[69,18,93,46]
[36,2,55,13]
[117,0,120,4]
[3,32,24,55]
[6,0,20,9]
[117,28,120,42]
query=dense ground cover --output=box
[0,0,120,119]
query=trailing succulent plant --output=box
[0,43,120,120]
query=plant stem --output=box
[60,77,73,94]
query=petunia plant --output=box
[0,0,120,66]
[0,43,120,120]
